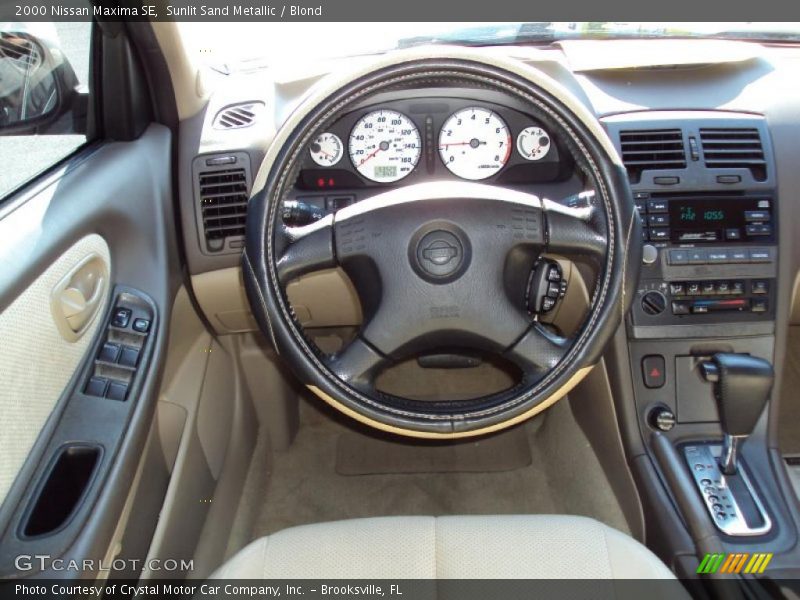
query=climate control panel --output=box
[668,279,770,315]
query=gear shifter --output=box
[700,353,774,474]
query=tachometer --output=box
[309,132,343,166]
[517,126,551,161]
[349,110,421,183]
[439,107,511,180]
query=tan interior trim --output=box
[789,269,800,325]
[150,22,208,120]
[307,365,594,439]
[0,234,110,505]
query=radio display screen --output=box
[667,197,770,243]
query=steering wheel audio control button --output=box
[411,228,470,283]
[527,259,566,315]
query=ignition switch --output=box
[526,259,567,315]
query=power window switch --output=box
[111,307,132,328]
[85,376,109,397]
[97,342,120,363]
[119,346,140,368]
[106,381,128,401]
[98,342,121,363]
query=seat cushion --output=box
[211,515,676,579]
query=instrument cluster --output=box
[298,93,568,191]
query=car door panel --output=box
[0,124,180,577]
[0,233,110,510]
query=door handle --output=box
[51,253,109,342]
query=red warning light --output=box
[650,367,661,378]
[316,177,326,188]
[328,178,335,187]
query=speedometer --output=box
[349,110,421,183]
[439,107,511,180]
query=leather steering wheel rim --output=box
[243,49,641,438]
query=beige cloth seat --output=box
[212,515,677,579]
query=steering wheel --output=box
[243,49,640,438]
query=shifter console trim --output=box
[684,444,771,536]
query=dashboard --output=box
[177,39,800,343]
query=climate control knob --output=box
[641,291,667,316]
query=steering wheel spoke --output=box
[505,323,571,379]
[276,215,336,285]
[326,335,390,394]
[544,193,607,261]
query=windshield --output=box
[178,22,800,74]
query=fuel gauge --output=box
[516,126,551,161]
[309,132,343,166]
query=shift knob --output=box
[700,353,773,474]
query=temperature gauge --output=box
[516,126,551,161]
[309,132,343,166]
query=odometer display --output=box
[439,107,511,180]
[348,110,421,183]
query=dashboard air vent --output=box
[700,128,766,181]
[619,129,686,183]
[212,102,264,130]
[198,168,249,251]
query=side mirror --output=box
[0,28,85,135]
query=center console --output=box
[602,111,800,591]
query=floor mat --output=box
[336,425,532,475]
[250,397,630,539]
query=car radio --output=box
[636,195,774,245]
[630,192,777,337]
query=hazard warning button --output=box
[642,355,666,389]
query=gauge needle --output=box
[359,147,381,166]
[439,141,486,149]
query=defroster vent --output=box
[212,102,264,130]
[198,168,249,252]
[620,129,686,183]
